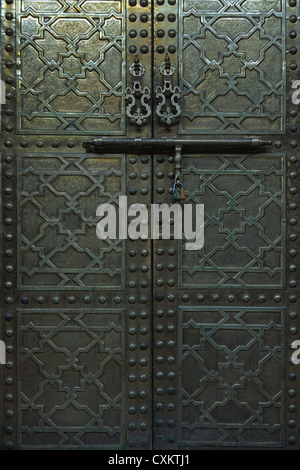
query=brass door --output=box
[1,0,299,450]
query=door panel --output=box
[17,1,128,135]
[1,0,300,451]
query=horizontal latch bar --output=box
[83,137,272,153]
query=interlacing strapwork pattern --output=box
[180,307,284,446]
[20,310,125,449]
[180,155,285,289]
[18,0,125,133]
[19,154,125,289]
[180,0,285,133]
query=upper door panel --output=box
[15,0,152,137]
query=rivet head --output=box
[140,14,148,23]
[140,405,148,414]
[288,436,297,445]
[128,438,136,447]
[5,426,13,435]
[211,293,219,302]
[289,15,297,23]
[128,355,137,368]
[129,13,137,22]
[21,296,29,304]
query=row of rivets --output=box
[153,154,177,446]
[128,0,152,58]
[287,0,298,446]
[126,155,152,449]
[3,0,16,450]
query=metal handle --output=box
[155,54,181,127]
[125,56,151,127]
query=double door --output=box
[1,0,299,450]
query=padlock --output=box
[172,181,185,201]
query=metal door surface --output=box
[0,0,299,450]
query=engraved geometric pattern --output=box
[179,0,285,134]
[179,307,284,446]
[180,155,285,289]
[19,154,125,289]
[19,310,125,449]
[17,0,126,134]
